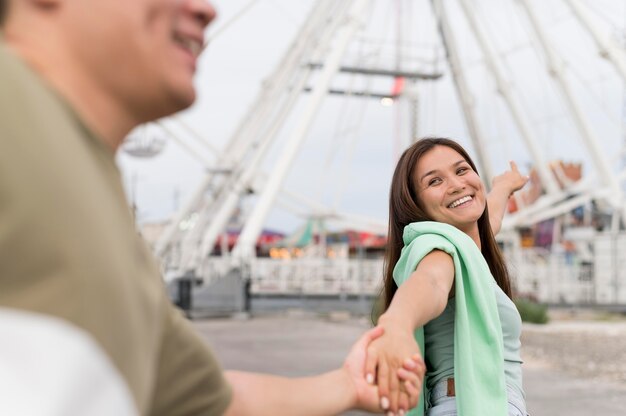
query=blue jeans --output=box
[426,380,528,416]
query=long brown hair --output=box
[382,137,512,312]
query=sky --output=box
[117,0,626,235]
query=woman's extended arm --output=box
[364,249,455,414]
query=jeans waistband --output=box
[430,378,526,413]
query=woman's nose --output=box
[447,176,465,194]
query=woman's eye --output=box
[428,178,442,186]
[457,167,468,175]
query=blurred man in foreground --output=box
[0,0,424,414]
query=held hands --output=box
[344,326,425,415]
[491,161,529,197]
[364,317,426,415]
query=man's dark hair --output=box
[0,0,6,26]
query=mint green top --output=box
[393,222,509,416]
[424,284,525,399]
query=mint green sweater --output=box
[393,222,508,416]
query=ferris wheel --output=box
[122,0,626,280]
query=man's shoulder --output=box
[0,43,79,140]
[0,41,105,183]
[0,43,48,105]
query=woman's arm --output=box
[223,326,425,416]
[364,249,455,414]
[488,161,529,235]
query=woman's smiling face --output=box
[413,145,486,236]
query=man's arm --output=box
[223,327,424,416]
[488,161,529,235]
[224,369,355,416]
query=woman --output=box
[365,138,529,416]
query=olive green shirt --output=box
[0,43,232,415]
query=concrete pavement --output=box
[193,313,626,415]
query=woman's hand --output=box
[491,161,529,196]
[342,326,424,414]
[488,161,529,234]
[363,317,425,415]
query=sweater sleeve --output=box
[393,233,458,287]
[396,222,507,416]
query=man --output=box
[0,0,424,415]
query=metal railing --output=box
[187,232,626,306]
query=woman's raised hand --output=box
[491,160,529,196]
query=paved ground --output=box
[193,312,626,415]
[522,320,626,415]
[522,321,626,385]
[523,364,626,415]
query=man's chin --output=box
[151,87,196,119]
[170,86,197,112]
[135,89,195,125]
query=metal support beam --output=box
[178,1,360,269]
[154,0,339,260]
[518,0,626,219]
[565,0,626,82]
[302,87,399,99]
[306,62,443,80]
[232,0,369,258]
[458,0,561,196]
[182,59,318,270]
[432,0,494,184]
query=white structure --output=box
[126,1,626,307]
[180,230,626,306]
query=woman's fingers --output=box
[397,367,422,407]
[388,365,400,413]
[377,359,390,411]
[405,378,420,408]
[411,354,426,378]
[401,355,425,378]
[364,345,378,385]
[396,367,418,385]
[398,391,410,415]
[398,354,425,409]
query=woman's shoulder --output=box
[402,221,472,246]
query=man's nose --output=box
[183,0,217,29]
